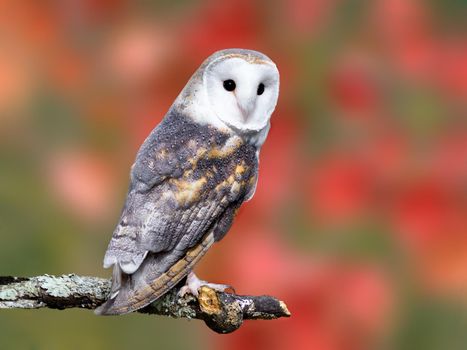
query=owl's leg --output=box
[178,271,234,297]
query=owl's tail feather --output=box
[109,264,122,299]
[95,231,215,316]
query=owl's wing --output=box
[101,123,179,276]
[96,115,254,315]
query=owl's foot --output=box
[178,272,234,298]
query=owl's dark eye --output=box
[257,83,265,95]
[223,79,236,92]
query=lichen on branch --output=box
[0,274,290,334]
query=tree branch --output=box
[0,274,290,333]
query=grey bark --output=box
[0,274,290,334]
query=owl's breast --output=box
[162,134,258,209]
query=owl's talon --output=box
[203,283,233,294]
[178,272,233,298]
[178,285,191,298]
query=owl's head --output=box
[176,49,279,137]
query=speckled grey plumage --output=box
[96,110,258,315]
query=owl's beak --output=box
[236,96,256,122]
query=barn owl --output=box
[96,48,280,315]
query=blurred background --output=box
[0,0,466,349]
